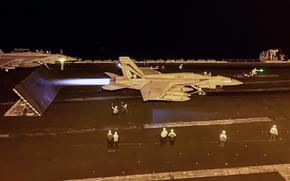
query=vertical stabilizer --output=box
[0,49,3,55]
[119,56,144,79]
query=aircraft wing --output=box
[140,80,172,101]
[0,58,23,70]
[0,56,52,70]
[0,55,45,67]
[140,81,191,101]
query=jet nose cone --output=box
[233,79,243,85]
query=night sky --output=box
[1,1,290,59]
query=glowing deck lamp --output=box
[117,63,122,68]
[59,57,66,71]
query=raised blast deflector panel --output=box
[13,68,61,116]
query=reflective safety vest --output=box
[113,134,119,142]
[122,105,127,111]
[160,131,168,138]
[219,134,227,141]
[270,128,278,135]
[168,132,176,138]
[112,107,118,114]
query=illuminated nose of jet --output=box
[222,78,243,86]
[231,79,243,85]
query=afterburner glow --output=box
[53,78,110,86]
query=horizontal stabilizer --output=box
[104,72,119,78]
[102,84,125,91]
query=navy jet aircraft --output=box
[0,49,76,72]
[102,57,243,101]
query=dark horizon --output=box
[1,1,290,59]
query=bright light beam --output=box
[53,78,110,86]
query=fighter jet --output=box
[0,49,76,72]
[102,57,243,101]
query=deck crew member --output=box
[107,130,113,149]
[160,128,168,145]
[269,125,278,142]
[121,101,128,113]
[112,104,118,114]
[113,131,119,148]
[251,68,258,76]
[219,130,227,147]
[168,129,176,145]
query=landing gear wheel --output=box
[198,91,206,95]
[191,86,207,95]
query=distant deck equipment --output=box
[260,49,288,62]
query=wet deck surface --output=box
[1,63,290,180]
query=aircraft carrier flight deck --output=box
[1,60,290,181]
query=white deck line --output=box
[144,117,272,129]
[65,163,290,181]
